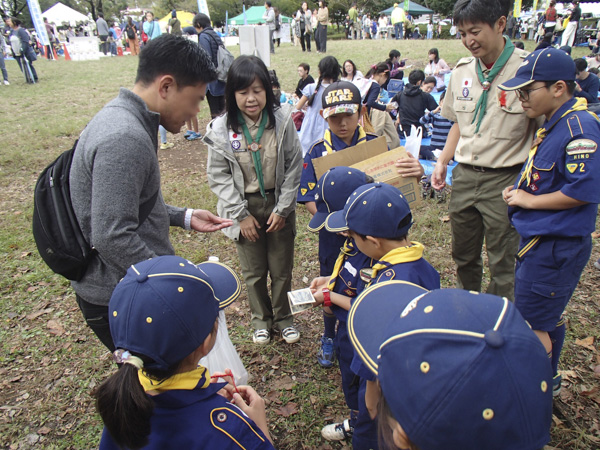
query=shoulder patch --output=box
[566,139,597,155]
[455,56,474,68]
[211,406,268,447]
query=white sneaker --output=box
[253,329,270,345]
[281,326,300,344]
[3,80,9,85]
[594,260,600,271]
[321,419,353,441]
[159,142,174,150]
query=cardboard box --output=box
[311,136,420,206]
[351,147,421,206]
[312,136,387,180]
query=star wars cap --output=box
[308,166,370,232]
[499,47,576,90]
[109,255,241,370]
[325,182,413,238]
[321,81,362,119]
[348,285,553,450]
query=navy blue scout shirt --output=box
[509,97,600,239]
[100,380,274,450]
[297,128,379,203]
[329,238,373,322]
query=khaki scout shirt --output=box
[442,47,539,168]
[234,112,277,193]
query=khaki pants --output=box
[236,192,295,331]
[449,164,521,299]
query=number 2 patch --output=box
[566,162,585,173]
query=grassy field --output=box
[0,38,599,450]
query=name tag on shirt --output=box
[344,261,357,277]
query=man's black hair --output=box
[299,62,310,72]
[574,58,587,73]
[98,13,104,18]
[135,34,217,88]
[453,0,510,28]
[408,69,425,85]
[193,13,211,29]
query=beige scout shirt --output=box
[233,112,277,193]
[442,48,539,168]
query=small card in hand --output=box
[287,288,316,315]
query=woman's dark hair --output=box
[453,0,509,29]
[136,34,217,88]
[428,47,440,64]
[308,55,341,107]
[193,12,211,29]
[95,354,181,449]
[225,55,277,133]
[9,17,22,27]
[365,62,390,79]
[127,16,134,26]
[377,393,421,450]
[342,59,358,79]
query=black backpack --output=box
[32,139,158,281]
[126,25,136,39]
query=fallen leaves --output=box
[46,320,65,336]
[575,336,595,351]
[276,402,298,417]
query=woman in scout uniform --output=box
[432,0,538,302]
[500,48,600,396]
[307,167,374,442]
[96,255,275,450]
[205,55,303,345]
[347,283,553,450]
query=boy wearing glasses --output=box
[432,0,538,301]
[499,48,600,396]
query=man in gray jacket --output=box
[96,13,109,55]
[70,35,232,351]
[263,1,276,54]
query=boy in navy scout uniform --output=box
[500,47,600,396]
[432,0,539,301]
[325,182,440,450]
[307,166,375,442]
[298,81,380,368]
[96,256,275,450]
[347,283,553,450]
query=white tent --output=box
[42,2,90,26]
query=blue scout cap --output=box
[499,47,576,90]
[308,166,369,232]
[321,81,362,119]
[348,285,553,450]
[109,255,241,371]
[325,182,413,238]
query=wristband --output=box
[184,208,193,230]
[322,288,332,307]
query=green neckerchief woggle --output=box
[238,111,268,199]
[471,38,515,134]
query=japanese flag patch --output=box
[229,130,245,152]
[566,139,597,155]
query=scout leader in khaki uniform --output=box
[432,0,539,300]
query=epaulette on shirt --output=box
[455,56,474,68]
[308,138,325,155]
[566,114,584,138]
[211,406,270,448]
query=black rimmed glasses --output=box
[516,85,547,101]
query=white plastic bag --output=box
[199,310,248,386]
[403,125,422,159]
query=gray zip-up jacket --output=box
[204,105,302,241]
[70,88,186,305]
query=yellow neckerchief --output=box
[518,98,594,187]
[138,365,210,394]
[323,124,367,154]
[327,239,356,291]
[370,242,424,281]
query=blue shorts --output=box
[514,235,591,332]
[335,321,359,412]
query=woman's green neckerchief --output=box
[238,111,269,198]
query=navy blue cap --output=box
[109,255,240,371]
[308,166,369,232]
[348,285,553,450]
[325,182,413,238]
[499,48,576,90]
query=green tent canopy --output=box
[228,6,292,25]
[380,1,434,16]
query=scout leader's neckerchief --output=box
[471,38,515,134]
[238,111,269,198]
[323,124,367,154]
[138,365,210,393]
[327,239,357,291]
[518,98,594,187]
[369,242,424,283]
